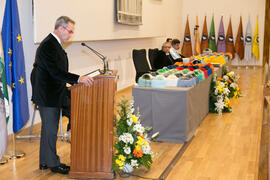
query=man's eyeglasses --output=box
[163,46,171,48]
[60,25,74,34]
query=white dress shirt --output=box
[170,47,182,60]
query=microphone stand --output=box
[81,43,107,74]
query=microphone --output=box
[81,42,107,74]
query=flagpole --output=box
[7,134,25,159]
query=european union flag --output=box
[1,0,29,133]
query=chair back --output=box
[132,49,150,72]
[132,49,151,82]
[148,48,159,69]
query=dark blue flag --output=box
[1,0,29,133]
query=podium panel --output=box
[69,72,117,179]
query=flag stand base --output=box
[7,150,25,159]
[16,135,41,139]
[0,157,8,165]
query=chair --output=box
[148,48,159,69]
[132,49,151,82]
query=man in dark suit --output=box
[31,16,93,175]
[153,42,174,70]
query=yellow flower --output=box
[135,145,141,150]
[136,140,143,146]
[217,86,223,93]
[136,136,147,146]
[225,98,231,107]
[116,159,122,165]
[119,161,124,167]
[216,81,220,84]
[131,115,138,123]
[233,91,240,98]
[118,155,126,161]
[224,82,228,85]
[227,73,232,78]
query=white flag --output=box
[0,83,7,159]
[244,18,252,61]
[0,34,8,159]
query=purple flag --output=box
[217,16,226,53]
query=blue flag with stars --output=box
[1,0,29,133]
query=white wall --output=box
[34,0,168,42]
[0,0,182,135]
[180,0,266,66]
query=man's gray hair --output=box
[54,16,75,30]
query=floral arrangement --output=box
[209,74,232,114]
[222,71,240,98]
[209,66,241,114]
[112,99,152,173]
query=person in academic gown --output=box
[153,42,175,70]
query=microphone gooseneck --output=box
[81,42,107,74]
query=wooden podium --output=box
[69,71,117,179]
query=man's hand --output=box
[189,56,195,61]
[78,76,94,86]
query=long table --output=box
[132,67,221,143]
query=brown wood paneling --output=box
[263,0,270,66]
[69,72,117,179]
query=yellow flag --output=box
[252,17,259,60]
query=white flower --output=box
[127,118,133,126]
[223,75,229,81]
[122,163,134,173]
[133,124,145,134]
[119,133,134,144]
[214,88,219,95]
[219,82,225,88]
[127,113,131,118]
[131,159,139,168]
[223,88,230,96]
[230,83,237,89]
[141,143,151,154]
[230,71,234,76]
[215,96,225,114]
[128,99,135,114]
[123,146,131,154]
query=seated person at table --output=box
[170,39,185,62]
[166,38,172,44]
[153,42,174,70]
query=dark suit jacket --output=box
[153,50,174,70]
[173,54,185,62]
[31,34,79,107]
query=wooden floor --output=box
[0,67,264,180]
